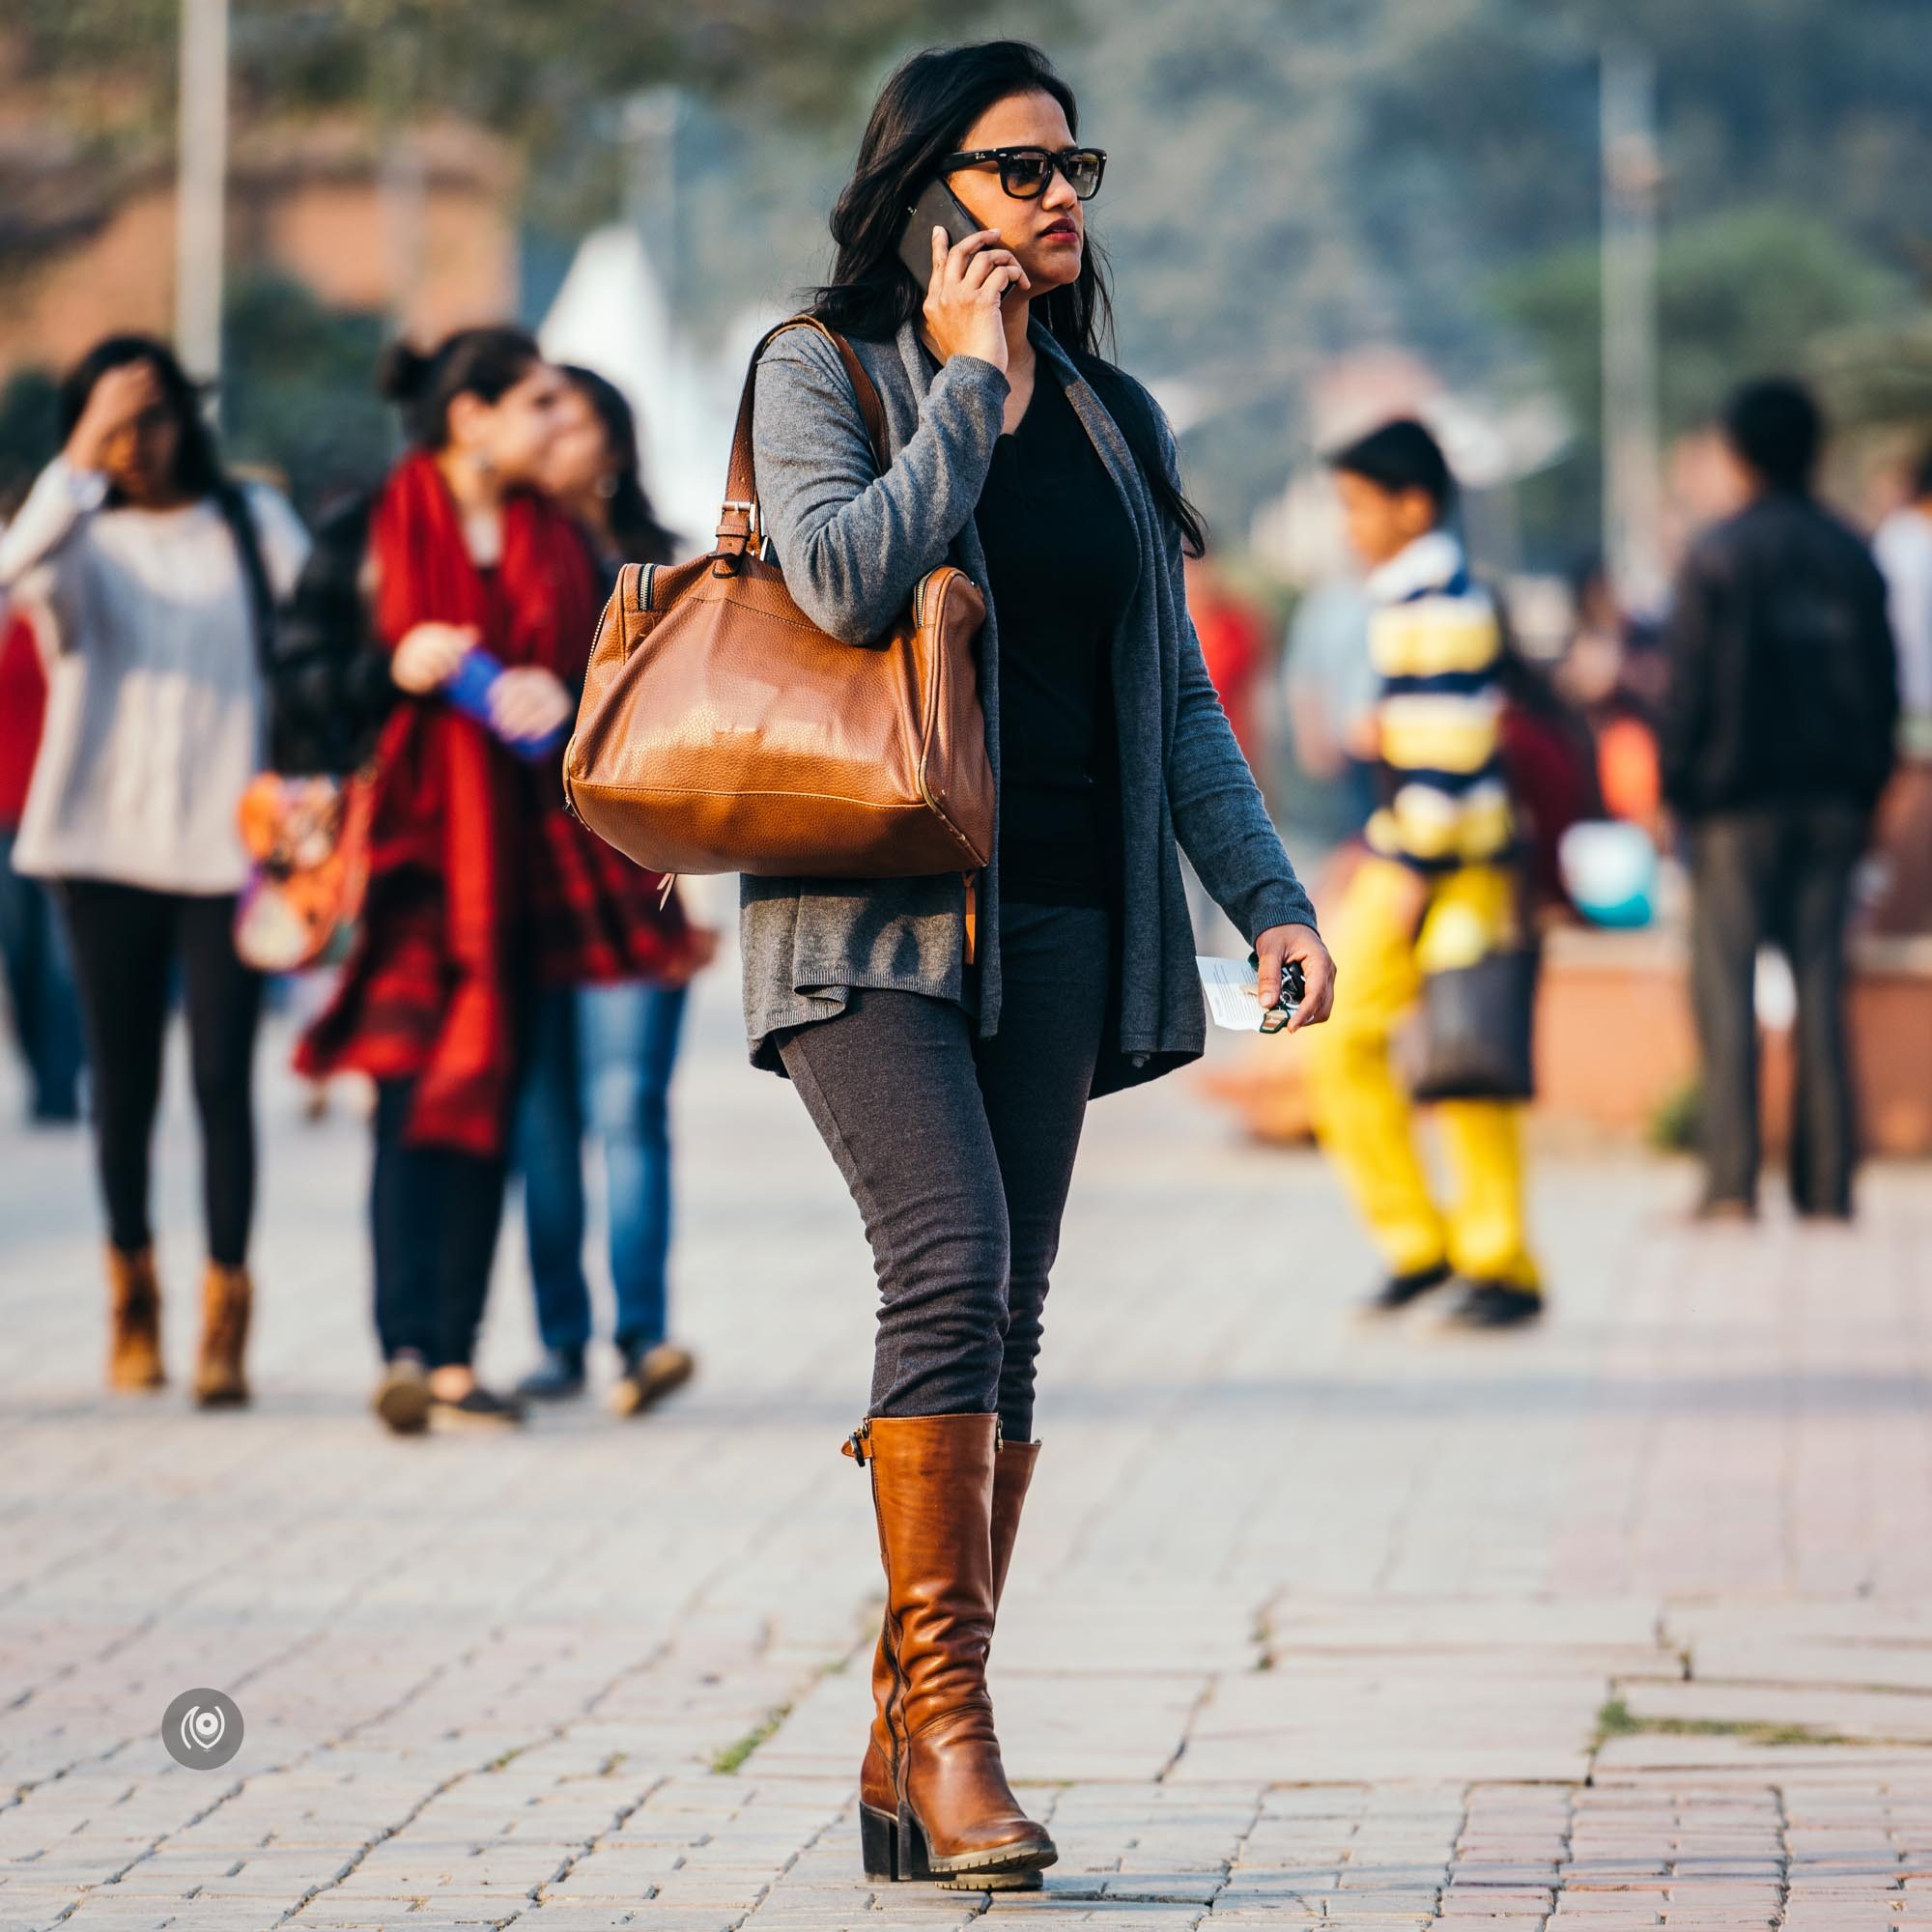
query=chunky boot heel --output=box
[895,1801,934,1880]
[859,1803,899,1882]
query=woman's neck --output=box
[565,493,615,558]
[120,481,197,514]
[1004,297,1037,381]
[435,446,505,564]
[435,446,503,516]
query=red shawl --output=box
[297,451,687,1154]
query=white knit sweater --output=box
[0,458,309,895]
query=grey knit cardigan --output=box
[741,315,1318,1095]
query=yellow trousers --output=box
[1308,858,1541,1291]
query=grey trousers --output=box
[778,901,1112,1441]
[1689,802,1866,1215]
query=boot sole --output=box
[860,1803,1055,1886]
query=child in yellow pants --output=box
[1314,418,1543,1327]
[1308,857,1541,1320]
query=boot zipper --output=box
[843,1417,872,1467]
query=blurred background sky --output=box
[3,0,1930,604]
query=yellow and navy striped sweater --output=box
[1362,531,1514,872]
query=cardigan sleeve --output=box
[751,328,1008,646]
[1139,393,1320,941]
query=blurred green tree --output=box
[1493,206,1910,555]
[220,273,393,519]
[0,370,62,513]
[6,1,968,161]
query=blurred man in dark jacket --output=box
[1661,378,1898,1220]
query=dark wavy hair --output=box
[813,40,1206,556]
[58,334,223,501]
[377,326,542,449]
[558,365,679,565]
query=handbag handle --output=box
[714,316,890,571]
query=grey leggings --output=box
[778,901,1112,1441]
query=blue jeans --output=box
[0,828,84,1122]
[515,980,688,1354]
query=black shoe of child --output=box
[1363,1261,1453,1315]
[1443,1282,1544,1330]
[429,1384,526,1430]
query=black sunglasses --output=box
[940,145,1107,202]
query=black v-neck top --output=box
[972,364,1138,908]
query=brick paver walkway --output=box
[4,977,1931,1931]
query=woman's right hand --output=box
[488,666,573,744]
[391,621,475,695]
[64,361,164,475]
[922,226,1030,374]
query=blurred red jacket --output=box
[1190,584,1267,762]
[0,612,47,833]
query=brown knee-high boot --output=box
[106,1247,165,1390]
[846,1415,1055,1887]
[860,1437,1042,1887]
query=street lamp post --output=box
[176,0,231,403]
[1600,43,1665,616]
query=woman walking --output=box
[746,42,1334,1888]
[514,366,716,1414]
[285,327,673,1434]
[0,336,308,1404]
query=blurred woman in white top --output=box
[0,335,308,1406]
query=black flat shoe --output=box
[1444,1282,1544,1329]
[1363,1261,1453,1315]
[429,1384,526,1430]
[515,1348,586,1401]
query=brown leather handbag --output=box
[562,317,994,907]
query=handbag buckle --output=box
[714,498,759,576]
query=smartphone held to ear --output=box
[896,179,980,287]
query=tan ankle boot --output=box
[861,1437,1040,1887]
[845,1415,1054,1888]
[106,1247,165,1391]
[194,1264,252,1407]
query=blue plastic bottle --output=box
[443,647,568,764]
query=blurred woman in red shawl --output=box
[276,327,684,1434]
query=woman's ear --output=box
[444,389,489,454]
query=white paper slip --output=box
[1196,955,1274,1033]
